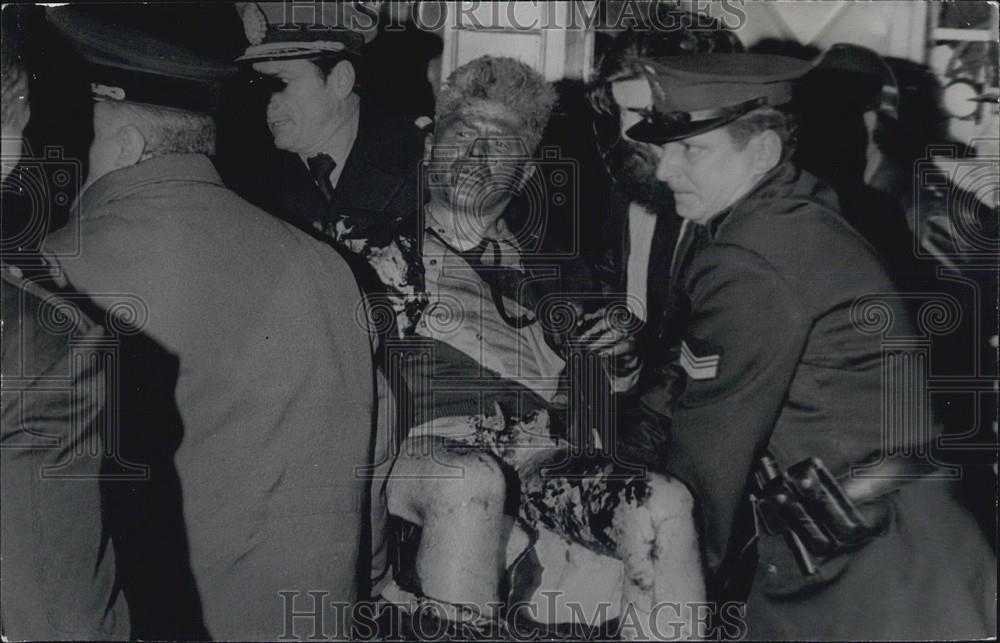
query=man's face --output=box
[253,59,341,154]
[606,77,674,213]
[428,101,531,222]
[654,127,761,224]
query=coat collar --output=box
[332,99,413,212]
[272,100,415,215]
[703,160,833,241]
[76,154,222,216]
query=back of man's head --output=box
[100,101,216,159]
[435,56,556,154]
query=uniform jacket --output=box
[641,161,916,575]
[1,264,130,640]
[258,100,428,336]
[46,154,377,641]
[641,161,995,639]
[263,100,425,228]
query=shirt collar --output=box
[76,153,223,216]
[298,99,361,174]
[424,203,518,253]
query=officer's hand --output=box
[574,306,639,365]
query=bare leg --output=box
[520,459,705,640]
[614,473,705,641]
[386,436,511,618]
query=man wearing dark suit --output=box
[234,1,427,337]
[45,9,379,639]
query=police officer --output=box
[234,1,427,336]
[625,54,996,639]
[45,8,380,639]
[587,12,743,331]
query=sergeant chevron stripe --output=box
[678,340,720,380]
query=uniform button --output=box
[475,333,483,340]
[766,564,778,575]
[429,259,437,266]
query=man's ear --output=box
[117,125,147,169]
[327,60,356,100]
[750,129,781,176]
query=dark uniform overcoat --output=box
[261,100,424,231]
[257,101,428,335]
[641,161,996,640]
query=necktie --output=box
[306,153,337,203]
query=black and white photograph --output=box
[1,1,997,640]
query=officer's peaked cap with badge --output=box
[626,53,813,145]
[46,6,236,114]
[235,1,382,63]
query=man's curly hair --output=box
[435,56,556,153]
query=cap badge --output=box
[240,3,267,46]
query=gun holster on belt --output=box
[749,453,895,577]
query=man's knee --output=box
[432,449,507,511]
[642,473,697,525]
[387,443,507,521]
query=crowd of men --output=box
[1,2,996,642]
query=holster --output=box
[750,453,925,577]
